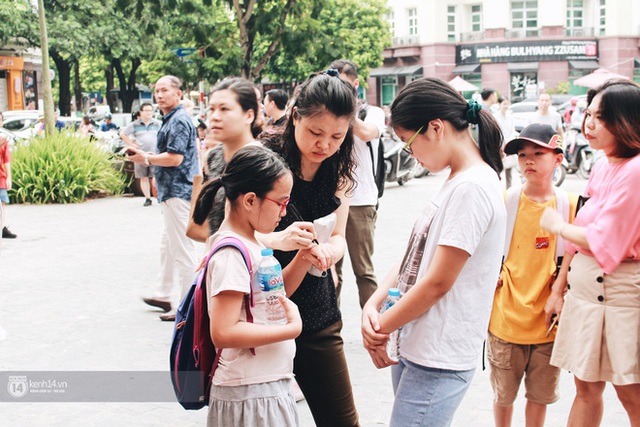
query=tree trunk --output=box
[73,58,82,113]
[50,51,72,117]
[105,63,115,112]
[37,0,55,134]
[119,58,141,113]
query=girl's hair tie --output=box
[466,99,482,125]
[323,68,340,78]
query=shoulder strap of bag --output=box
[201,236,256,370]
[553,186,570,268]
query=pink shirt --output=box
[567,154,640,273]
[0,142,10,189]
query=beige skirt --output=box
[551,252,640,385]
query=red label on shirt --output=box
[536,237,550,249]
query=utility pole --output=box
[37,0,55,134]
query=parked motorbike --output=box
[564,124,593,179]
[382,136,429,185]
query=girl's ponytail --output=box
[474,106,504,175]
[193,178,223,226]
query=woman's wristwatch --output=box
[144,154,151,166]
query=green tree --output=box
[264,0,391,84]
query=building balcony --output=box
[392,35,420,47]
[506,28,540,38]
[564,27,595,37]
[460,31,484,42]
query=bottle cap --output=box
[261,248,274,256]
[388,288,401,297]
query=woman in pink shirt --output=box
[540,80,640,427]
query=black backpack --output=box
[359,105,385,199]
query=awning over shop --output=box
[452,64,481,74]
[569,60,599,70]
[507,62,539,72]
[369,65,423,77]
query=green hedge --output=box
[9,131,125,204]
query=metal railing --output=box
[392,35,420,46]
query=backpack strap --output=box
[199,236,257,383]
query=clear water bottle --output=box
[257,248,286,325]
[380,288,401,361]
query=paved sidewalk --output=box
[0,173,629,426]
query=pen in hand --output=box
[287,203,320,245]
[546,315,558,338]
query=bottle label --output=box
[258,264,283,292]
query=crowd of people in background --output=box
[2,65,638,426]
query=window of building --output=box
[408,8,418,36]
[447,6,457,42]
[598,0,606,35]
[387,10,395,36]
[566,0,583,32]
[471,5,482,32]
[511,1,538,37]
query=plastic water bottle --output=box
[380,288,402,361]
[257,248,286,325]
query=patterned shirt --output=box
[154,105,199,203]
[273,161,342,334]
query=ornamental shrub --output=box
[9,131,125,204]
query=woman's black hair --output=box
[209,77,262,138]
[192,145,291,225]
[263,72,357,192]
[390,77,503,175]
[583,79,640,158]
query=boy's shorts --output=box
[0,189,9,204]
[487,332,560,406]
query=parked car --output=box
[1,110,40,139]
[522,94,574,107]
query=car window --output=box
[4,118,33,132]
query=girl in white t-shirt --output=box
[362,77,506,427]
[192,145,305,427]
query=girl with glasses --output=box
[362,77,506,426]
[193,145,302,427]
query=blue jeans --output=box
[390,357,476,427]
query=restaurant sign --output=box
[457,40,597,64]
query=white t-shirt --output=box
[206,231,296,386]
[350,105,386,206]
[397,165,506,371]
[527,112,563,131]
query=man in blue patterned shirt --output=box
[127,75,199,321]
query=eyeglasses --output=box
[263,196,290,213]
[403,125,425,154]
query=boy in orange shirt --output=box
[488,124,578,427]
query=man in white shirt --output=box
[528,93,564,139]
[330,59,386,308]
